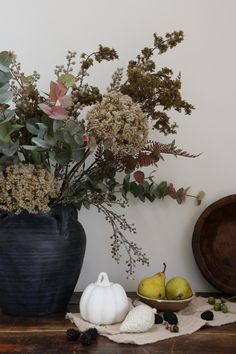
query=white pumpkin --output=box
[79,272,129,325]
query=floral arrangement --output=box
[0,31,203,276]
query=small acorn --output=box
[170,324,179,332]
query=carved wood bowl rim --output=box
[136,292,194,311]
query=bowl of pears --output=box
[137,263,194,311]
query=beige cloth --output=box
[65,296,236,345]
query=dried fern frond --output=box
[154,140,201,158]
[119,140,199,170]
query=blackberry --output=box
[201,310,214,321]
[85,327,99,339]
[163,311,178,325]
[66,328,80,341]
[155,313,163,324]
[79,332,93,346]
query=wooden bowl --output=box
[192,194,236,295]
[136,292,194,312]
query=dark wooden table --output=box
[0,293,236,354]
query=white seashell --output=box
[120,304,156,333]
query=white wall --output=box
[2,0,236,292]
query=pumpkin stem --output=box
[96,272,110,286]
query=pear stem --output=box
[163,262,166,273]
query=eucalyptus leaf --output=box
[73,133,84,145]
[22,145,47,152]
[7,123,23,136]
[0,90,13,104]
[73,200,82,210]
[53,120,63,133]
[71,146,85,161]
[0,109,15,123]
[0,83,9,94]
[138,193,145,202]
[176,188,185,204]
[0,124,8,141]
[65,120,76,131]
[0,71,11,84]
[196,190,205,205]
[54,149,71,165]
[123,173,130,194]
[156,181,168,198]
[0,63,9,73]
[146,194,155,202]
[129,181,140,197]
[0,140,19,156]
[143,180,150,192]
[36,122,48,139]
[65,120,82,136]
[30,150,42,165]
[0,155,19,171]
[44,133,57,147]
[0,122,23,143]
[82,200,90,210]
[26,120,40,135]
[149,182,158,197]
[59,73,76,87]
[36,122,48,130]
[32,137,50,148]
[121,186,128,199]
[0,51,16,66]
[54,130,63,141]
[63,130,76,145]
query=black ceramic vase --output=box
[0,205,86,316]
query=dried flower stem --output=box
[92,200,149,277]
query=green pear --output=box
[165,276,193,300]
[138,263,166,299]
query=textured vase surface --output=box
[0,205,86,316]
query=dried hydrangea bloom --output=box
[86,91,149,156]
[0,163,59,214]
